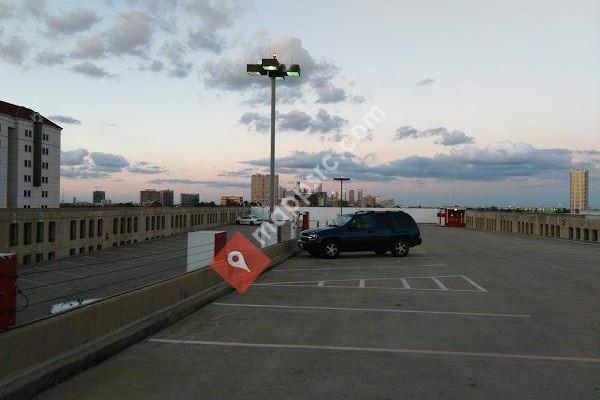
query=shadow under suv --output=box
[299,210,422,258]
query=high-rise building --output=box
[220,195,243,206]
[357,189,363,204]
[160,189,174,207]
[180,193,199,207]
[348,189,355,205]
[360,195,377,208]
[93,190,106,204]
[0,101,62,209]
[251,174,280,206]
[570,169,589,213]
[140,189,161,204]
[316,183,323,193]
[140,189,174,206]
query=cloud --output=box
[161,41,192,78]
[21,0,46,19]
[188,28,226,53]
[0,1,15,20]
[89,152,129,172]
[416,78,435,87]
[0,36,31,66]
[200,32,362,104]
[61,148,169,179]
[128,161,166,175]
[395,125,474,146]
[35,50,67,65]
[185,0,250,53]
[106,11,154,56]
[185,0,251,31]
[139,59,164,72]
[312,78,347,103]
[239,112,270,132]
[147,178,249,188]
[242,142,578,182]
[45,8,101,34]
[218,168,255,178]
[309,109,348,133]
[240,109,347,135]
[48,115,81,125]
[60,166,109,179]
[71,61,117,78]
[61,149,89,165]
[71,34,106,59]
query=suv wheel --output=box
[391,239,409,257]
[321,239,340,259]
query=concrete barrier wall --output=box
[465,210,600,243]
[0,240,298,400]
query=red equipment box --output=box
[0,253,17,329]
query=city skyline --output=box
[1,0,599,207]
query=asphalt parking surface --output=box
[16,224,258,325]
[34,225,600,399]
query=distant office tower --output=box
[316,183,323,193]
[180,193,199,207]
[360,195,377,208]
[0,100,62,209]
[140,189,174,206]
[220,195,243,206]
[348,189,355,205]
[160,189,174,207]
[140,189,160,204]
[93,190,106,204]
[570,169,589,212]
[251,174,280,206]
[380,199,396,208]
[357,189,363,204]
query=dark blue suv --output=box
[299,211,422,258]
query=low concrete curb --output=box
[0,240,299,400]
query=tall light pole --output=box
[334,177,351,215]
[247,52,301,219]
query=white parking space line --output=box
[212,303,531,318]
[431,276,448,290]
[148,339,600,364]
[400,278,410,289]
[253,274,487,292]
[252,284,485,293]
[273,264,446,272]
[461,275,488,293]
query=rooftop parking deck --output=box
[33,224,600,399]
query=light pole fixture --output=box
[247,51,301,220]
[333,177,351,215]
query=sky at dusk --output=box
[1,0,599,207]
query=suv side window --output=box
[392,212,415,228]
[375,213,394,228]
[354,214,376,229]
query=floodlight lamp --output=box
[262,58,280,71]
[286,64,301,77]
[247,64,263,76]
